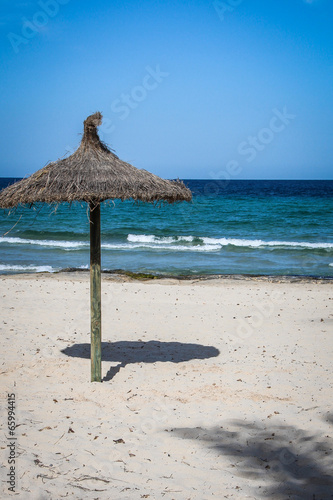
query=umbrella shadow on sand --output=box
[61,340,220,382]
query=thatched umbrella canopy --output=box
[0,112,192,382]
[0,112,192,206]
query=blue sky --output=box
[1,0,332,179]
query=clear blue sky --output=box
[1,0,332,179]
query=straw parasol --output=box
[0,112,192,382]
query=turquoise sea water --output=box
[0,179,332,277]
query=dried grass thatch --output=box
[0,112,192,208]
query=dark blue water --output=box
[0,178,332,277]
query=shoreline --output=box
[1,267,332,284]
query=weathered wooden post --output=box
[90,201,101,382]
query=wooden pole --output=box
[90,201,101,382]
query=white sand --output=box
[1,273,332,499]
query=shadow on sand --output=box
[171,420,333,499]
[61,340,220,382]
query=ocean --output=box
[0,178,332,278]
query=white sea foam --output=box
[202,237,333,249]
[127,234,175,244]
[127,234,333,250]
[104,242,220,252]
[0,264,55,273]
[0,236,87,249]
[1,234,332,254]
[127,234,200,246]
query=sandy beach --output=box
[0,272,332,499]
